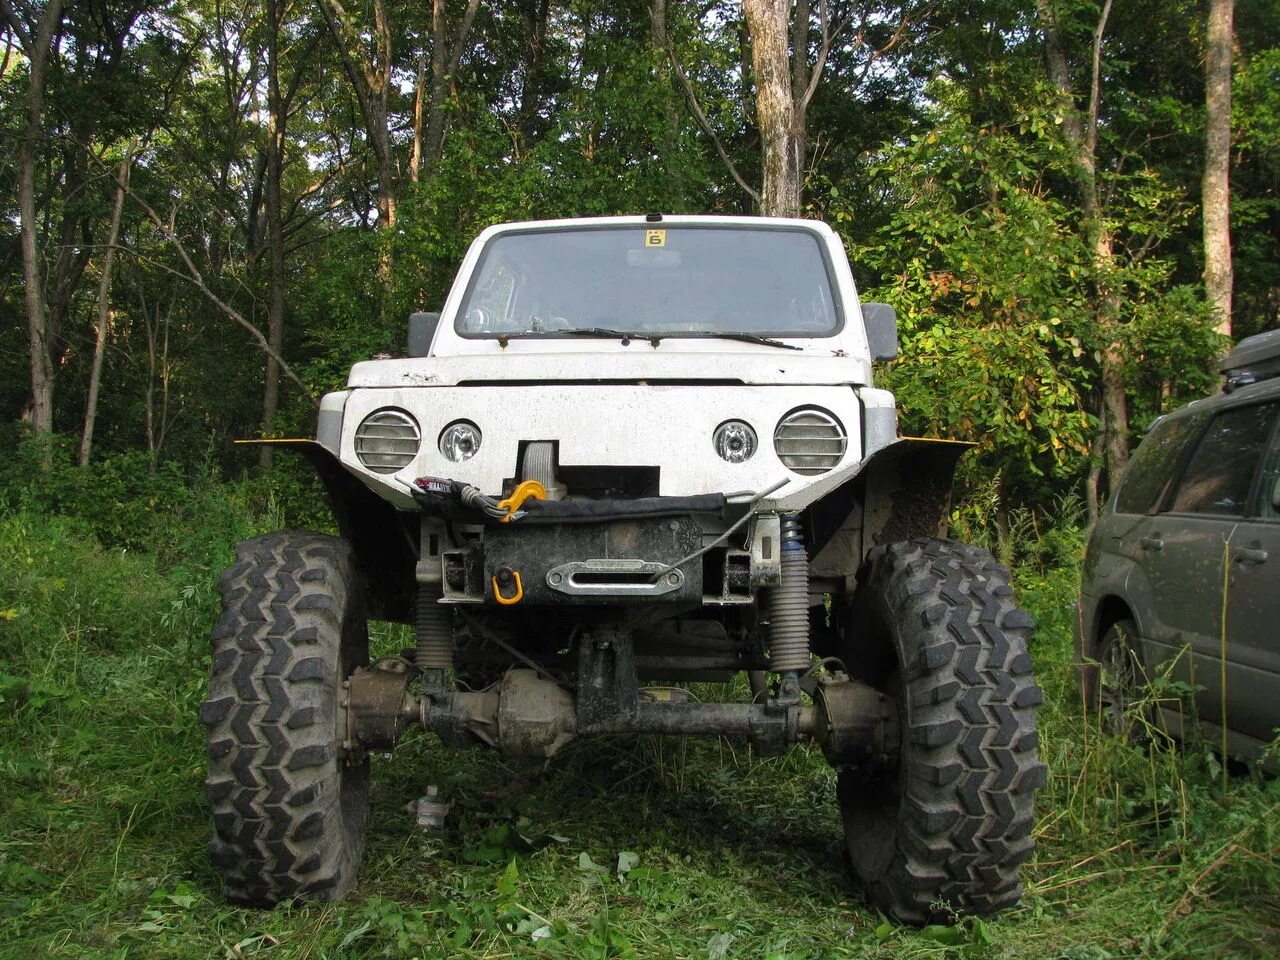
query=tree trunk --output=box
[78,146,132,467]
[743,0,801,217]
[1203,0,1233,337]
[421,0,450,179]
[1036,0,1129,484]
[410,49,427,182]
[790,0,811,189]
[9,0,64,450]
[320,0,396,230]
[649,0,683,193]
[260,0,288,469]
[421,0,482,178]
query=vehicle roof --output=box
[1155,371,1280,426]
[474,214,839,242]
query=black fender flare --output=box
[807,437,973,587]
[238,440,417,622]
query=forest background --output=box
[1,1,1278,958]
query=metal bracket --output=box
[575,627,639,731]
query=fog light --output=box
[439,421,482,462]
[713,421,757,463]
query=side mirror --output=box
[408,311,441,357]
[861,302,898,361]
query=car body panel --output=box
[1078,368,1280,765]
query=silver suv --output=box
[1078,329,1280,765]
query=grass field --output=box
[1,500,1277,960]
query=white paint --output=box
[322,216,895,515]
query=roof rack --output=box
[1219,329,1280,393]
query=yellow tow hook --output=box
[496,479,547,523]
[492,567,524,606]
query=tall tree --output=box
[1035,0,1131,490]
[1203,0,1234,336]
[320,0,396,229]
[742,0,799,216]
[78,144,133,466]
[739,0,916,216]
[3,0,64,443]
[260,0,288,467]
[418,0,482,179]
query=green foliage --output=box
[1116,285,1226,429]
[855,86,1096,498]
[1,495,1278,958]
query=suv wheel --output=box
[202,532,371,905]
[837,539,1046,924]
[1091,618,1151,740]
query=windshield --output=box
[455,225,840,338]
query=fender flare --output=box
[807,437,973,587]
[238,440,417,622]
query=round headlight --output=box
[713,420,757,463]
[774,408,847,475]
[354,408,421,474]
[439,420,482,462]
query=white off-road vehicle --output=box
[204,215,1045,924]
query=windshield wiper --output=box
[697,332,802,351]
[558,328,802,350]
[562,327,663,345]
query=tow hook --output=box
[496,480,547,522]
[492,566,524,605]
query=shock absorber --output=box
[767,514,812,675]
[414,582,453,675]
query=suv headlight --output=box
[774,408,847,475]
[439,420,482,462]
[354,408,421,474]
[713,421,757,463]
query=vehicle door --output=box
[1221,405,1280,745]
[1152,400,1279,734]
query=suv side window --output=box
[1258,415,1280,519]
[1114,412,1208,515]
[1168,402,1279,516]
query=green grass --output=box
[1,505,1277,959]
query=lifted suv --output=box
[204,216,1046,924]
[1079,329,1280,766]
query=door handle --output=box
[1233,547,1268,564]
[1140,537,1164,552]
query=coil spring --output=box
[767,514,812,674]
[414,583,454,671]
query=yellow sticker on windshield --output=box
[645,229,666,248]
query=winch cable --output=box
[644,477,789,583]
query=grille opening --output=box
[555,465,660,499]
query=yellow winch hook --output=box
[496,479,547,522]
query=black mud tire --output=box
[837,539,1046,925]
[201,531,371,906]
